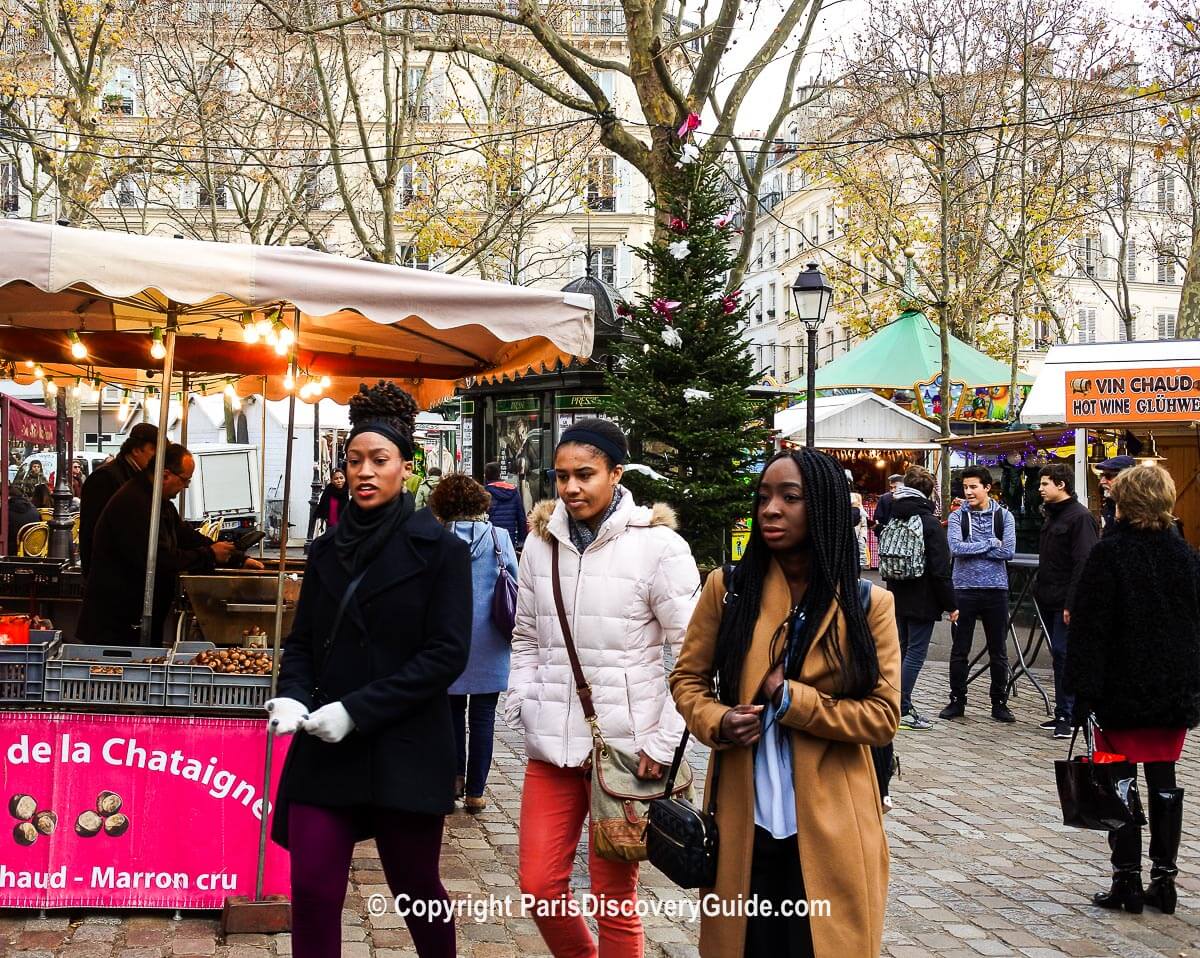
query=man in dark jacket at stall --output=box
[78,423,159,575]
[885,466,957,731]
[6,491,41,554]
[484,460,526,548]
[1037,462,1100,738]
[78,443,261,646]
[870,473,905,533]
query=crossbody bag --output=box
[310,567,370,708]
[551,540,695,863]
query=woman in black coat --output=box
[1066,464,1200,917]
[268,382,471,958]
[311,468,349,534]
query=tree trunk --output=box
[1177,217,1200,338]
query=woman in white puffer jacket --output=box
[506,418,700,958]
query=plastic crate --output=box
[0,630,61,703]
[167,642,274,713]
[56,570,84,599]
[43,644,169,707]
[0,558,67,591]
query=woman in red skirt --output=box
[1066,463,1200,915]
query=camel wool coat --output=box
[670,562,901,958]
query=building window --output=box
[1077,307,1097,343]
[764,283,776,320]
[1035,316,1054,348]
[1117,316,1133,341]
[585,155,615,211]
[399,245,434,270]
[102,93,134,115]
[116,177,137,207]
[753,238,762,270]
[1158,172,1176,212]
[1077,234,1101,277]
[1,162,17,213]
[198,181,227,208]
[809,212,819,245]
[767,232,776,265]
[1125,241,1136,280]
[825,206,835,240]
[400,162,426,205]
[782,229,791,260]
[1157,311,1177,339]
[588,245,616,285]
[1157,250,1176,284]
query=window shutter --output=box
[614,159,631,213]
[1158,311,1177,339]
[1125,241,1136,280]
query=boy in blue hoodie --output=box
[940,466,1017,722]
[485,461,526,549]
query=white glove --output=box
[265,697,308,737]
[301,702,356,744]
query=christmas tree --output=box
[604,116,770,565]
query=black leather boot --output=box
[1145,788,1184,915]
[939,696,965,719]
[1093,823,1144,913]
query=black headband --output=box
[559,427,626,466]
[348,419,414,459]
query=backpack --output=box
[959,504,1006,541]
[877,515,926,581]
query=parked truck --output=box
[181,444,261,539]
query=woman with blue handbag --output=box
[430,473,519,813]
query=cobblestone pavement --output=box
[3,667,1199,957]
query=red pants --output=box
[518,760,643,958]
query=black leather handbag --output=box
[1055,718,1147,831]
[646,732,719,888]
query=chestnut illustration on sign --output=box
[103,813,129,837]
[75,810,104,838]
[13,821,37,846]
[33,810,57,836]
[9,794,36,821]
[97,791,122,816]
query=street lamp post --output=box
[790,262,833,449]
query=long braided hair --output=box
[712,448,881,705]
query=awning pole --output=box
[2,396,10,556]
[255,310,300,900]
[139,313,177,646]
[48,392,72,560]
[259,377,268,559]
[1074,428,1088,509]
[178,374,190,516]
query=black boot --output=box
[1093,823,1144,913]
[939,696,965,719]
[1145,788,1184,915]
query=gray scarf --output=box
[567,486,624,553]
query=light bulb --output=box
[274,339,288,356]
[255,318,271,338]
[231,394,242,411]
[24,359,33,368]
[242,321,259,344]
[299,382,314,401]
[45,377,57,396]
[319,375,331,389]
[283,372,295,392]
[224,381,237,398]
[277,324,295,346]
[68,330,88,360]
[33,364,44,379]
[150,327,167,360]
[71,379,82,398]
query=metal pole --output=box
[139,316,177,646]
[306,400,321,544]
[258,378,268,559]
[96,388,103,453]
[178,375,190,517]
[1,397,9,556]
[48,392,73,560]
[1074,427,1088,508]
[805,326,818,450]
[255,312,299,900]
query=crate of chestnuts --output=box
[0,630,62,704]
[43,644,170,707]
[166,642,275,713]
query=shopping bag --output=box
[1054,718,1146,831]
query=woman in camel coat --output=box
[671,448,900,958]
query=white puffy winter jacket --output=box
[505,493,701,768]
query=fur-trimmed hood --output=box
[528,495,678,543]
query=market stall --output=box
[0,221,595,917]
[1019,340,1200,543]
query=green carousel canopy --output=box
[794,309,1034,423]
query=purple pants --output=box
[288,803,455,958]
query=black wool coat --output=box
[78,454,140,575]
[1065,522,1200,730]
[272,505,471,847]
[77,472,218,646]
[885,493,956,622]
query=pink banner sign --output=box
[3,396,56,446]
[0,711,290,909]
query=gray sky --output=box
[719,0,1159,134]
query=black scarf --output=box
[334,491,414,574]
